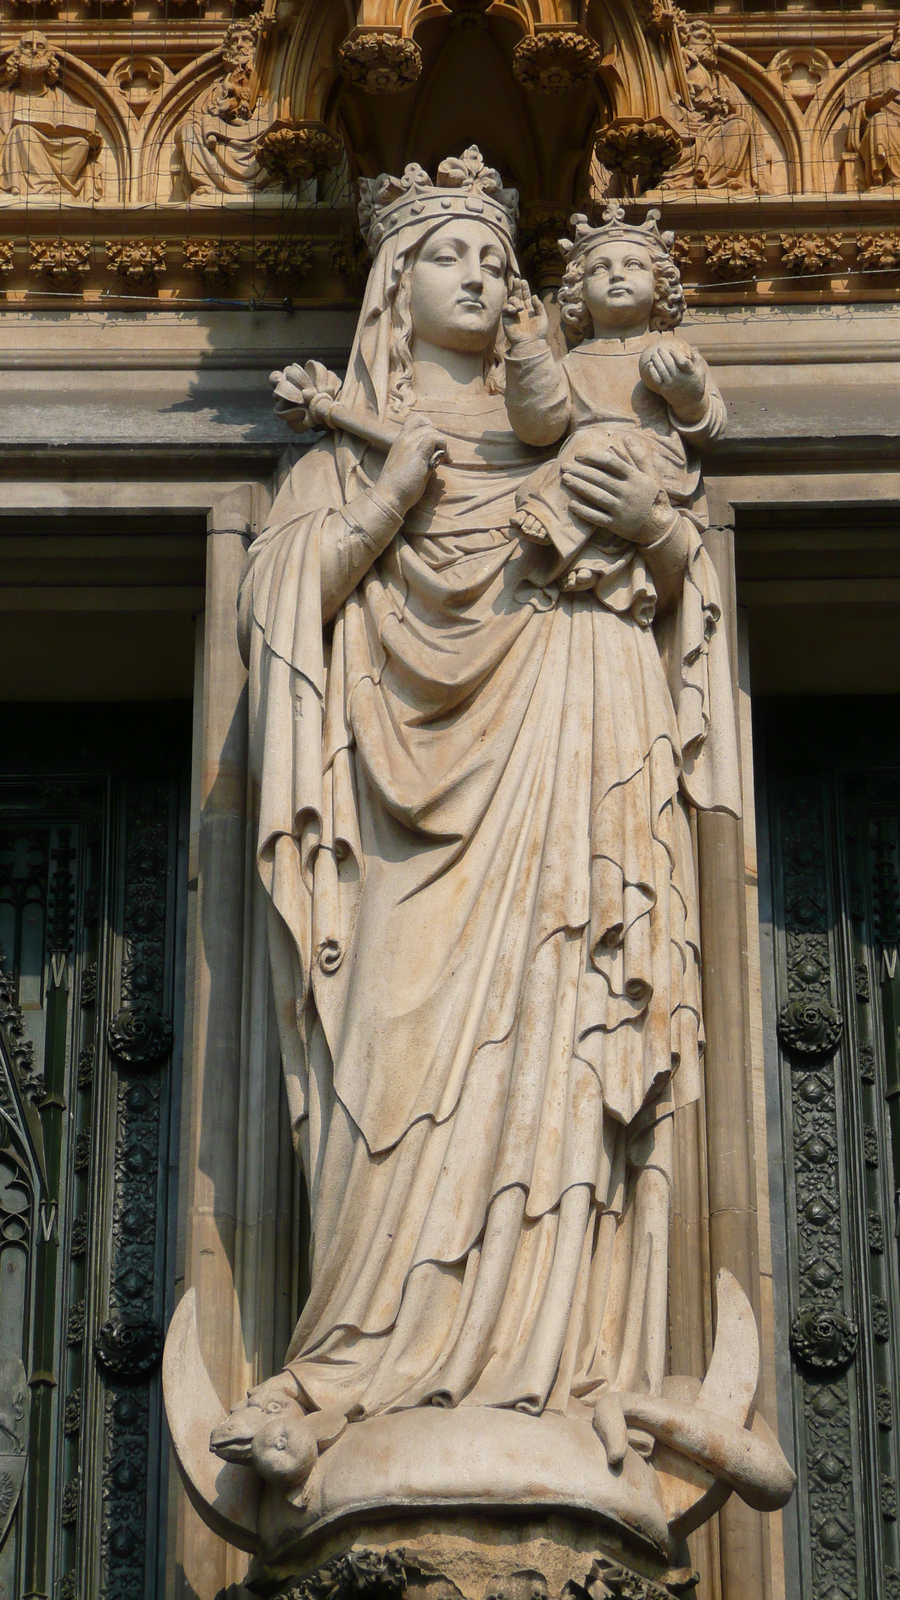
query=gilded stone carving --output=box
[338,30,422,94]
[512,27,601,92]
[255,120,343,186]
[664,19,770,195]
[594,118,682,194]
[105,240,166,286]
[0,241,12,276]
[0,33,103,203]
[182,239,241,286]
[780,233,843,276]
[28,239,90,283]
[703,232,767,280]
[768,46,833,111]
[844,24,900,191]
[173,17,284,201]
[857,231,900,271]
[255,238,313,280]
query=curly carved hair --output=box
[386,235,515,420]
[4,33,60,87]
[557,249,685,344]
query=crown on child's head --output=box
[559,203,675,268]
[358,146,519,257]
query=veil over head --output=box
[334,153,521,503]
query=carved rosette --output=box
[255,121,343,186]
[94,1314,163,1383]
[594,119,682,190]
[182,240,241,288]
[513,28,601,92]
[338,30,422,94]
[105,241,166,287]
[790,1306,859,1375]
[780,233,843,276]
[106,1007,172,1069]
[255,239,313,281]
[857,232,900,271]
[777,996,844,1060]
[703,233,767,280]
[28,240,91,285]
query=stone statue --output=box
[844,23,900,189]
[173,19,295,201]
[0,32,102,203]
[664,20,770,195]
[164,146,793,1590]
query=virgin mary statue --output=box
[211,148,759,1542]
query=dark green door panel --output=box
[0,706,189,1600]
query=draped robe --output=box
[239,373,740,1428]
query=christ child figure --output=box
[502,205,726,596]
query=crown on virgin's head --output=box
[358,146,519,257]
[560,202,675,267]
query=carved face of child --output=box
[408,219,508,355]
[582,239,656,338]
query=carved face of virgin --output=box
[582,239,655,337]
[408,219,508,355]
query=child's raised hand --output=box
[639,339,708,424]
[502,278,550,346]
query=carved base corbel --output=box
[245,1545,701,1600]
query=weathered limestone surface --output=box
[162,148,794,1599]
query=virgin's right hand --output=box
[376,416,447,518]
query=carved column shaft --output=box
[697,523,768,1600]
[176,488,253,1597]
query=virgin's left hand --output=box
[561,444,666,546]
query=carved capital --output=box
[513,27,601,93]
[338,29,422,94]
[255,120,343,186]
[790,1305,859,1375]
[28,240,90,285]
[105,240,166,286]
[779,233,843,276]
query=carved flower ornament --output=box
[777,996,844,1060]
[790,1306,859,1376]
[95,1314,163,1383]
[106,1006,172,1069]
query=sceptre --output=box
[270,359,448,468]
